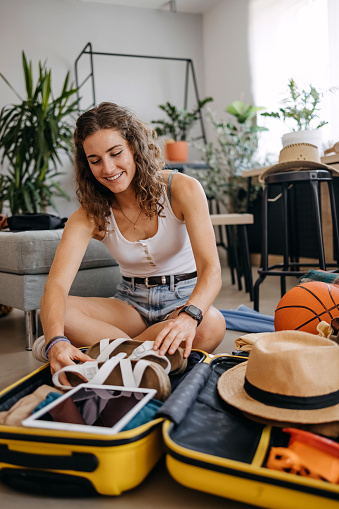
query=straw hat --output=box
[259,143,338,183]
[217,330,339,424]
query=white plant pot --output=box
[282,130,323,153]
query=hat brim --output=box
[217,363,339,425]
[265,160,336,173]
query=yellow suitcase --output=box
[0,352,203,496]
[161,354,339,509]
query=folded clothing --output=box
[121,399,163,431]
[0,385,63,427]
[300,269,339,286]
[234,332,267,353]
[220,305,274,333]
[32,391,62,413]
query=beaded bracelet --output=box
[46,337,71,360]
[45,335,69,351]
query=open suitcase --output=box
[160,354,339,509]
[1,351,339,507]
[0,352,204,497]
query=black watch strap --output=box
[178,305,203,326]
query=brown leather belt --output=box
[122,271,197,288]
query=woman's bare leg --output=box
[64,295,147,347]
[189,306,226,352]
[64,296,225,355]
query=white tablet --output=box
[22,384,156,435]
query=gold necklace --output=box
[117,204,142,229]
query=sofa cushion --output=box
[0,266,122,311]
[0,229,118,275]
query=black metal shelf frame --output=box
[74,42,208,143]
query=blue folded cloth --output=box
[32,391,62,413]
[122,399,163,431]
[220,304,275,333]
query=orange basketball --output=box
[274,281,339,334]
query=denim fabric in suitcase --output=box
[0,352,204,497]
[160,354,339,509]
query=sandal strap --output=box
[96,338,131,362]
[90,355,134,386]
[85,353,127,385]
[52,361,98,390]
[95,338,171,374]
[131,359,154,387]
[52,352,127,390]
[98,337,110,355]
[91,357,152,388]
[119,359,137,386]
[129,341,171,374]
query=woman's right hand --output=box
[48,341,93,388]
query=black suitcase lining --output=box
[167,357,266,463]
[165,356,339,501]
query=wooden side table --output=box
[210,213,254,300]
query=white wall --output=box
[203,0,253,122]
[202,0,339,157]
[328,0,339,145]
[0,0,206,217]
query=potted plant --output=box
[195,100,269,213]
[151,97,213,162]
[261,78,333,150]
[0,51,80,215]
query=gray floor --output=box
[0,253,296,508]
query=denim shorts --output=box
[113,276,197,327]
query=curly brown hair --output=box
[74,102,165,231]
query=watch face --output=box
[187,305,201,318]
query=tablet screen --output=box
[22,384,156,435]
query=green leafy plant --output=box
[0,51,80,215]
[194,100,269,213]
[261,78,331,131]
[151,97,213,141]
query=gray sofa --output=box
[0,229,121,350]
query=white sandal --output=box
[52,352,171,401]
[87,338,187,374]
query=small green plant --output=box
[194,100,269,213]
[151,97,213,141]
[0,51,79,215]
[261,78,331,131]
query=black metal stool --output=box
[208,198,254,299]
[253,169,339,311]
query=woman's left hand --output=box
[152,314,198,358]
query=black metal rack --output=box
[74,42,208,143]
[73,43,252,297]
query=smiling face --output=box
[83,129,136,195]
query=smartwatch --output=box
[178,305,203,326]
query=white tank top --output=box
[102,191,196,277]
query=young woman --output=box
[39,102,226,379]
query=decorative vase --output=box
[282,130,323,153]
[163,139,174,160]
[165,141,189,162]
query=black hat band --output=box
[244,377,339,411]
